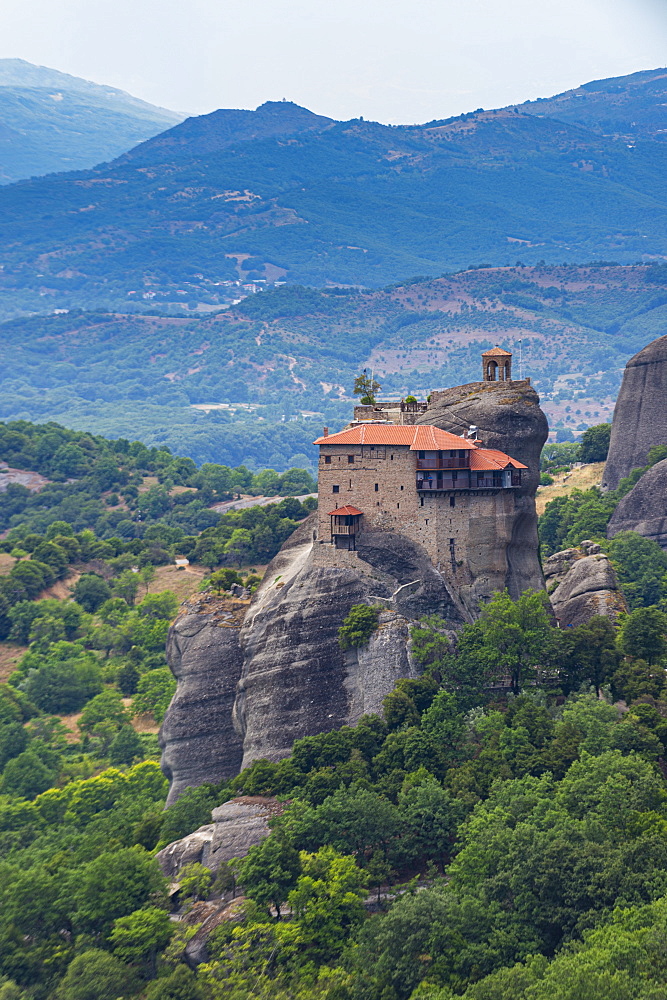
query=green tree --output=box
[109,725,144,765]
[72,847,166,935]
[619,607,667,664]
[179,863,213,904]
[607,532,667,610]
[338,604,380,650]
[560,616,619,695]
[238,832,302,918]
[23,646,102,713]
[398,775,462,869]
[473,589,557,694]
[113,570,140,606]
[0,750,55,800]
[209,568,242,593]
[288,846,368,961]
[144,966,206,1000]
[110,906,173,977]
[132,668,176,723]
[71,573,112,612]
[79,687,129,735]
[53,950,132,1000]
[353,371,382,405]
[579,423,612,463]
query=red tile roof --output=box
[328,505,363,516]
[469,448,527,471]
[482,346,512,357]
[313,424,478,450]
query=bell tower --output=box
[482,346,512,382]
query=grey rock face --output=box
[416,379,548,598]
[156,796,281,879]
[607,458,667,550]
[235,520,442,771]
[602,335,667,491]
[160,599,246,806]
[183,898,245,967]
[544,540,627,627]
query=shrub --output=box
[338,604,381,650]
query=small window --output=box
[349,479,352,489]
[348,454,354,463]
[332,485,339,493]
[400,485,404,491]
[425,518,429,525]
[420,497,424,507]
[324,455,331,464]
[390,454,394,460]
[397,502,400,509]
[374,483,379,492]
[418,450,425,459]
[450,495,455,508]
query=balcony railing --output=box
[415,458,469,470]
[416,476,511,491]
[331,524,356,535]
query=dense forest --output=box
[3,263,667,469]
[0,416,667,997]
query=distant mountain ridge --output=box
[119,100,334,163]
[3,67,667,311]
[507,67,667,140]
[0,58,183,183]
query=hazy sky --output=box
[3,0,667,123]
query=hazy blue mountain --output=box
[0,58,183,183]
[507,67,667,140]
[3,69,667,315]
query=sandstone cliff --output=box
[602,335,667,491]
[607,458,667,550]
[543,540,627,627]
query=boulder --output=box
[544,540,627,627]
[159,597,246,806]
[182,897,246,967]
[602,335,667,491]
[156,795,281,879]
[607,458,667,550]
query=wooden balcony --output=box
[331,524,356,535]
[416,458,469,470]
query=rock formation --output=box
[156,796,282,879]
[602,335,667,491]
[160,380,549,797]
[416,379,548,599]
[160,598,246,806]
[607,458,667,550]
[543,540,627,627]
